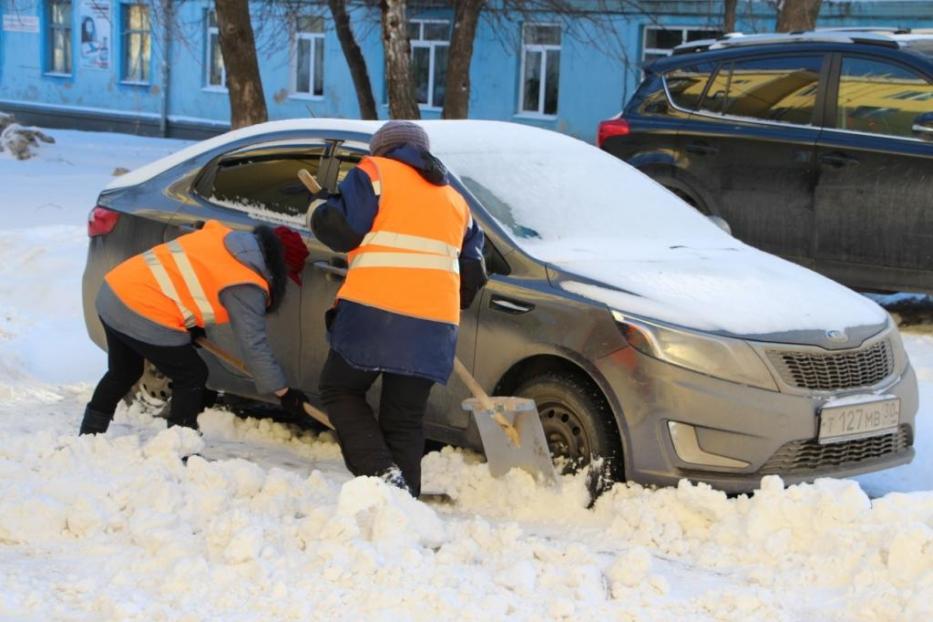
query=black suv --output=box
[600,30,933,294]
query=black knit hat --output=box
[370,121,430,156]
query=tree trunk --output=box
[381,0,419,119]
[775,0,823,32]
[723,0,738,33]
[214,0,267,128]
[442,0,484,119]
[327,0,378,120]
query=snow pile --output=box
[0,402,931,620]
[0,121,55,160]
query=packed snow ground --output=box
[0,129,931,621]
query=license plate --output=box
[818,396,900,444]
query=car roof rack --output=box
[672,29,907,55]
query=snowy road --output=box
[0,130,930,621]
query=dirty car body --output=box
[82,120,918,492]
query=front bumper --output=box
[596,346,919,494]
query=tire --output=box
[125,361,172,418]
[514,372,624,483]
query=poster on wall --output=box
[2,14,40,33]
[78,0,111,70]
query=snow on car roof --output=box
[104,119,558,191]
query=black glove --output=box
[279,388,310,418]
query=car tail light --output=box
[88,206,120,237]
[597,118,630,148]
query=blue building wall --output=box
[1,0,931,141]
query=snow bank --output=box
[0,398,931,621]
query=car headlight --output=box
[886,316,909,376]
[612,310,779,391]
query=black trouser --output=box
[319,349,434,496]
[88,321,208,429]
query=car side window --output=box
[699,55,823,125]
[205,145,327,220]
[836,56,933,139]
[665,62,715,110]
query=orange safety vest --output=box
[336,156,471,325]
[105,220,269,331]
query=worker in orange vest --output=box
[309,121,487,496]
[80,221,311,435]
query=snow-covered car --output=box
[82,120,918,492]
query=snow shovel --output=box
[453,358,558,484]
[194,337,333,430]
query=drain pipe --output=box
[159,0,173,137]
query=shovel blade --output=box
[465,397,559,484]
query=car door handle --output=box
[490,297,534,314]
[313,259,347,279]
[686,142,718,156]
[819,152,860,168]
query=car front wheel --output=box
[515,372,624,482]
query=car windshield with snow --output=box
[83,120,919,492]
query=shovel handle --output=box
[453,357,494,412]
[194,337,334,430]
[298,169,322,194]
[453,358,521,447]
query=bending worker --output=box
[310,121,488,497]
[80,220,311,435]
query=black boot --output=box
[79,406,112,435]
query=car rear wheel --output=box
[125,361,172,417]
[514,372,624,483]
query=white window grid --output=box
[291,17,325,98]
[518,23,561,117]
[121,4,151,84]
[642,26,720,64]
[47,0,73,75]
[205,11,226,90]
[410,19,449,109]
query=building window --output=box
[205,10,225,89]
[642,26,722,65]
[121,4,151,83]
[409,19,449,109]
[293,16,325,97]
[519,24,560,116]
[47,0,73,74]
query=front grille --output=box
[767,340,894,391]
[760,425,912,474]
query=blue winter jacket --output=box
[310,144,487,384]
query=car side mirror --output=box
[912,112,933,140]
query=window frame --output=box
[823,52,933,142]
[120,3,152,85]
[409,18,450,110]
[290,16,326,99]
[45,0,74,77]
[664,52,831,130]
[642,25,721,67]
[204,10,226,91]
[517,23,561,118]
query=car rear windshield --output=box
[431,129,729,258]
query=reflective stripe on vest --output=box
[167,239,216,325]
[360,230,460,258]
[349,252,460,273]
[143,250,197,328]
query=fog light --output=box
[668,421,749,469]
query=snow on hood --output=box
[554,240,887,337]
